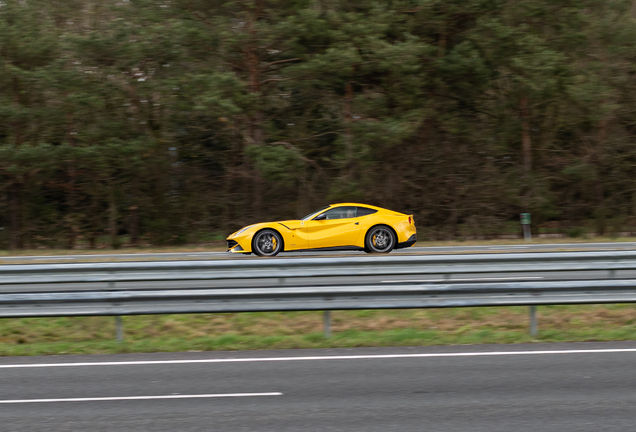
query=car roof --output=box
[328,203,384,211]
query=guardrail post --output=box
[529,306,538,337]
[115,316,123,343]
[323,311,331,338]
[108,276,123,343]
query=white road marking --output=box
[381,276,544,283]
[0,348,635,369]
[0,392,282,404]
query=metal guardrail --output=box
[2,279,636,317]
[1,250,636,286]
[3,250,636,339]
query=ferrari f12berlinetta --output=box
[226,203,416,257]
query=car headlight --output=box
[235,225,254,235]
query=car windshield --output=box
[300,206,330,221]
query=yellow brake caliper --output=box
[372,234,377,246]
[272,237,277,249]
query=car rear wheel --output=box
[253,229,283,257]
[365,225,395,253]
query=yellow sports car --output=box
[226,203,416,257]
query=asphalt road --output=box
[2,342,636,431]
[4,241,636,264]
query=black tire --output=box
[364,225,395,254]
[252,229,283,257]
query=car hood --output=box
[241,220,306,231]
[274,220,306,230]
[228,220,305,238]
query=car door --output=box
[305,206,362,249]
[275,220,309,250]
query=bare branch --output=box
[291,131,342,142]
[270,141,325,175]
[259,77,293,86]
[260,58,300,71]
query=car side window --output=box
[356,207,378,217]
[320,206,357,220]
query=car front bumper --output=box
[226,240,245,252]
[226,235,254,253]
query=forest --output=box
[2,0,636,249]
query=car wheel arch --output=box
[252,228,285,253]
[364,224,397,252]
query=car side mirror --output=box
[314,213,326,221]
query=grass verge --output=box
[1,305,635,356]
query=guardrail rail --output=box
[3,250,636,340]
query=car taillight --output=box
[408,216,412,224]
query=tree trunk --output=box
[129,205,139,245]
[66,165,77,250]
[223,126,240,231]
[595,118,608,236]
[10,77,24,249]
[296,164,309,218]
[246,26,264,221]
[129,176,140,246]
[343,80,354,171]
[520,97,532,173]
[109,189,119,248]
[438,1,447,57]
[88,232,97,249]
[223,167,233,232]
[66,110,77,249]
[87,193,100,249]
[446,142,459,239]
[8,182,23,250]
[127,82,146,134]
[13,77,23,146]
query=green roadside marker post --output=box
[520,213,531,243]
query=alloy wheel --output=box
[366,226,394,253]
[253,230,282,256]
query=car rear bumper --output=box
[395,234,416,249]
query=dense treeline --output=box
[2,0,636,249]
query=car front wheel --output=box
[252,229,283,257]
[365,225,395,253]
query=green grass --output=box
[1,305,635,356]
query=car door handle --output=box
[355,222,359,225]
